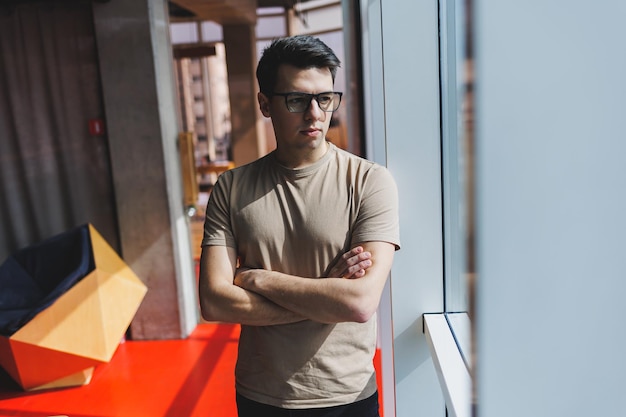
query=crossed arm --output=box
[198,241,396,325]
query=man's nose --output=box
[305,97,325,119]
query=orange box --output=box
[0,224,147,391]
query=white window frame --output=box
[358,0,472,415]
[424,313,472,417]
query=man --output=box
[199,35,400,417]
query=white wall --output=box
[361,0,446,416]
[475,1,626,416]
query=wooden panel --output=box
[173,44,217,59]
[179,132,199,208]
[170,0,257,24]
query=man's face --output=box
[258,64,335,155]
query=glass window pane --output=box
[201,21,223,43]
[256,15,286,39]
[441,0,470,315]
[170,22,198,44]
[257,7,284,16]
[440,1,474,380]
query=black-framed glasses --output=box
[272,91,343,113]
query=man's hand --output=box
[207,246,374,325]
[234,246,373,291]
[234,266,255,288]
[326,246,372,279]
[199,245,306,325]
[229,242,394,323]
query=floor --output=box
[0,322,384,417]
[0,323,239,417]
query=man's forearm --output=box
[198,245,305,326]
[234,270,371,323]
[235,269,364,323]
[200,279,306,326]
[234,242,395,324]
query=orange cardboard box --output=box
[0,224,147,391]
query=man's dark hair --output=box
[256,35,341,96]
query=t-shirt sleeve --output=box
[351,165,401,250]
[201,172,237,249]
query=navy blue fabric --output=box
[236,392,380,417]
[0,224,95,336]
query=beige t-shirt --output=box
[202,142,400,408]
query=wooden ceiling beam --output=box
[169,0,258,24]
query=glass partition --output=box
[440,0,474,370]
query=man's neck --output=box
[276,140,329,169]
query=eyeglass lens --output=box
[284,92,342,113]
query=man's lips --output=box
[300,127,322,136]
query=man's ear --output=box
[258,92,271,117]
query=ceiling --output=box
[169,0,297,24]
[1,0,295,24]
[1,0,294,25]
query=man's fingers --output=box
[351,269,366,279]
[345,250,372,267]
[328,247,372,278]
[343,246,363,260]
[344,259,372,278]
